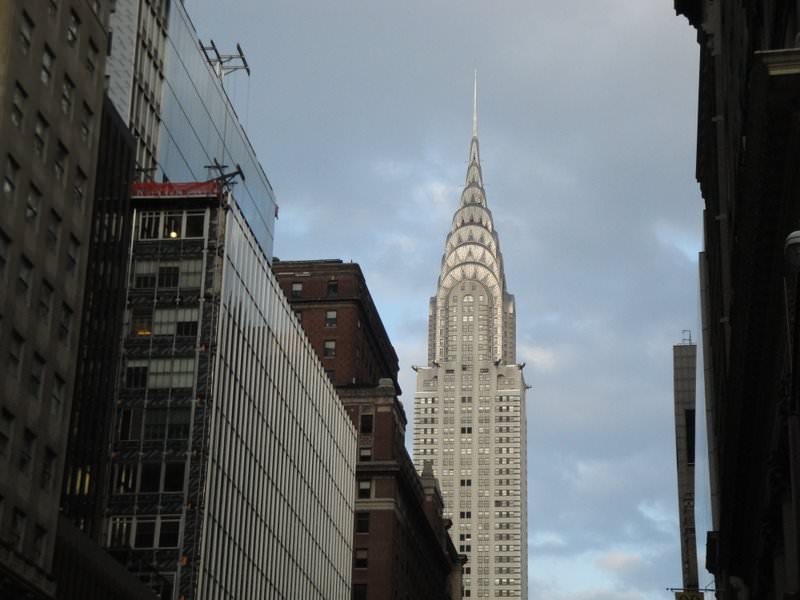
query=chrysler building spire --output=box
[472,69,478,138]
[413,78,529,600]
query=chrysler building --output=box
[413,76,528,599]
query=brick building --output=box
[272,259,400,390]
[273,259,465,600]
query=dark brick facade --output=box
[272,259,400,391]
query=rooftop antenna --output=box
[204,158,245,193]
[201,40,251,80]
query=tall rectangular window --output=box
[50,375,65,415]
[66,10,80,46]
[46,210,61,252]
[73,168,86,209]
[54,142,68,183]
[29,354,45,399]
[125,360,148,388]
[143,408,167,440]
[291,282,302,297]
[66,235,79,273]
[61,76,75,116]
[86,39,98,77]
[0,409,14,460]
[41,46,55,85]
[25,185,42,224]
[80,103,93,144]
[58,303,73,342]
[324,340,336,358]
[20,12,34,54]
[327,279,338,296]
[17,255,33,298]
[355,512,369,533]
[3,155,19,200]
[11,83,27,127]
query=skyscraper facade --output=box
[0,1,112,597]
[413,84,528,600]
[104,182,356,600]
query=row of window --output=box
[137,210,206,241]
[129,307,199,338]
[290,279,338,298]
[4,329,68,408]
[0,410,58,492]
[125,357,195,390]
[107,515,182,549]
[131,258,203,290]
[0,498,48,566]
[110,461,186,495]
[116,406,192,442]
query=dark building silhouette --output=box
[676,3,800,598]
[273,259,464,600]
[61,95,136,539]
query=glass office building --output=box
[106,0,277,259]
[106,183,356,600]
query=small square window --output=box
[139,464,160,493]
[158,519,180,547]
[325,310,337,327]
[134,519,155,548]
[323,340,336,358]
[163,463,185,492]
[358,447,372,462]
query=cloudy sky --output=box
[189,1,709,597]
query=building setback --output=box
[676,2,800,598]
[0,1,113,597]
[103,183,356,600]
[273,259,465,600]
[412,83,528,600]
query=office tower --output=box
[102,183,356,600]
[413,80,528,599]
[273,259,464,600]
[676,2,800,598]
[0,2,112,597]
[672,333,701,597]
